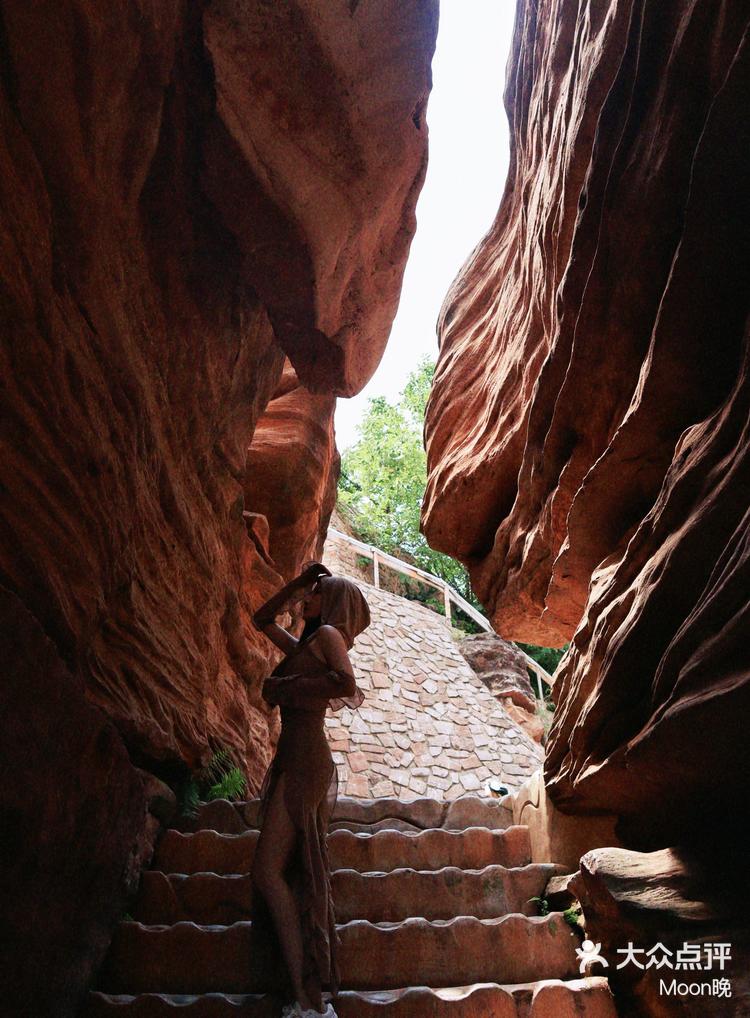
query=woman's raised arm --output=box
[253,562,331,654]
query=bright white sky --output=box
[335,1,517,451]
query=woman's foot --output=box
[282,1000,335,1017]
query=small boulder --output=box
[459,633,543,740]
[458,633,537,704]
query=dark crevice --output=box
[0,6,20,116]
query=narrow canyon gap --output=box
[3,0,749,1014]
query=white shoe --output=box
[297,1004,337,1018]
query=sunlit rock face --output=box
[457,632,544,744]
[423,0,750,843]
[245,361,339,583]
[203,0,437,397]
[0,1,436,1010]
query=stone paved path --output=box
[321,537,544,798]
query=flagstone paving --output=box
[322,536,543,799]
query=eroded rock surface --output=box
[0,588,150,1017]
[422,0,750,843]
[458,633,536,711]
[203,0,436,396]
[245,361,338,583]
[0,0,436,775]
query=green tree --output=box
[516,643,568,675]
[339,357,570,666]
[401,357,435,421]
[339,357,479,617]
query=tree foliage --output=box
[338,357,567,672]
[177,748,247,818]
[516,642,568,677]
[339,357,479,612]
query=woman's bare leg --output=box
[252,773,324,1012]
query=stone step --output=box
[97,915,579,994]
[134,863,560,925]
[175,795,514,835]
[85,978,617,1017]
[153,826,530,876]
[330,863,558,922]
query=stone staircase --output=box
[84,796,617,1017]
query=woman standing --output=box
[250,561,370,1018]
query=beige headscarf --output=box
[317,576,370,712]
[318,576,371,649]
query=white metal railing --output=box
[327,527,554,696]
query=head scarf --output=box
[318,575,371,649]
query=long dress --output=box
[250,634,364,1005]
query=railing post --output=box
[330,530,552,663]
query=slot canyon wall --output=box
[0,1,437,1013]
[423,0,749,850]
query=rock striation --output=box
[422,0,750,845]
[0,2,437,1012]
[0,0,436,777]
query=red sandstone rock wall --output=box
[423,0,749,844]
[0,2,437,1010]
[1,588,153,1016]
[245,361,339,584]
[0,0,436,775]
